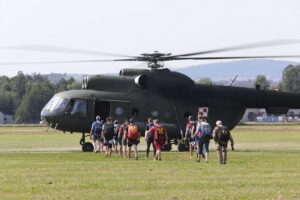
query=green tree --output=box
[15,82,54,123]
[253,75,270,90]
[282,65,300,92]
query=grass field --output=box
[0,125,300,200]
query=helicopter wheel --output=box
[178,139,189,152]
[82,142,94,152]
[79,138,85,145]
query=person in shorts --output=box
[102,117,114,157]
[125,118,140,160]
[90,116,103,153]
[113,120,121,155]
[149,119,168,161]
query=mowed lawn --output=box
[0,125,300,200]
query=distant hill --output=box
[175,59,299,81]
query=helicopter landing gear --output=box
[177,139,189,152]
[162,142,172,151]
[80,132,94,152]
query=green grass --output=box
[0,125,300,200]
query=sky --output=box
[0,0,300,77]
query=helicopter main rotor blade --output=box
[168,39,300,59]
[0,58,137,65]
[1,45,135,58]
[173,55,300,60]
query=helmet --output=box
[129,118,135,123]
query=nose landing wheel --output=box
[80,132,94,152]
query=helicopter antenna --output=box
[229,75,238,86]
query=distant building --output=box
[0,111,13,124]
[242,109,300,122]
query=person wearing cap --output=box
[90,116,104,153]
[125,118,140,160]
[113,120,121,155]
[102,117,114,157]
[213,120,234,164]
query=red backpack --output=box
[155,125,166,144]
[127,124,139,139]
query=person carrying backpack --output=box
[213,120,234,164]
[90,116,103,153]
[102,117,114,157]
[119,120,129,158]
[194,117,212,163]
[184,116,196,159]
[145,117,156,158]
[125,118,140,160]
[149,119,168,161]
[113,120,121,156]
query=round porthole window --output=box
[115,107,124,115]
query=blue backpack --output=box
[200,122,212,136]
[94,121,103,135]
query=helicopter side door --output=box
[94,100,130,122]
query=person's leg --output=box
[123,141,127,158]
[189,143,193,158]
[205,140,209,163]
[128,143,132,159]
[146,140,151,157]
[223,146,227,164]
[119,141,123,155]
[134,144,138,160]
[152,142,156,157]
[216,144,222,164]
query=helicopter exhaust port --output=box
[134,75,149,89]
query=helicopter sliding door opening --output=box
[94,101,110,121]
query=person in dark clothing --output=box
[145,118,156,158]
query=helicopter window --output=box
[45,96,62,112]
[131,108,139,116]
[53,98,69,114]
[115,107,124,115]
[70,99,87,117]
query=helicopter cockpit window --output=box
[45,96,69,114]
[70,99,87,117]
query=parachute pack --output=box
[127,125,139,139]
[104,122,114,139]
[200,122,212,136]
[218,126,230,143]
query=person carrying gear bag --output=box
[148,119,168,161]
[125,118,140,160]
[102,117,114,157]
[213,120,234,164]
[90,116,103,153]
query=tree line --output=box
[0,71,81,123]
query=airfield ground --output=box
[0,125,300,200]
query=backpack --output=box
[201,122,212,136]
[114,124,120,137]
[94,121,103,135]
[155,125,166,144]
[218,126,230,143]
[127,124,139,139]
[104,122,114,139]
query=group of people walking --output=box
[90,116,168,161]
[90,114,234,164]
[185,115,234,164]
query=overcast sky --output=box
[0,0,300,76]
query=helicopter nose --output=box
[40,109,56,127]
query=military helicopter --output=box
[2,40,300,152]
